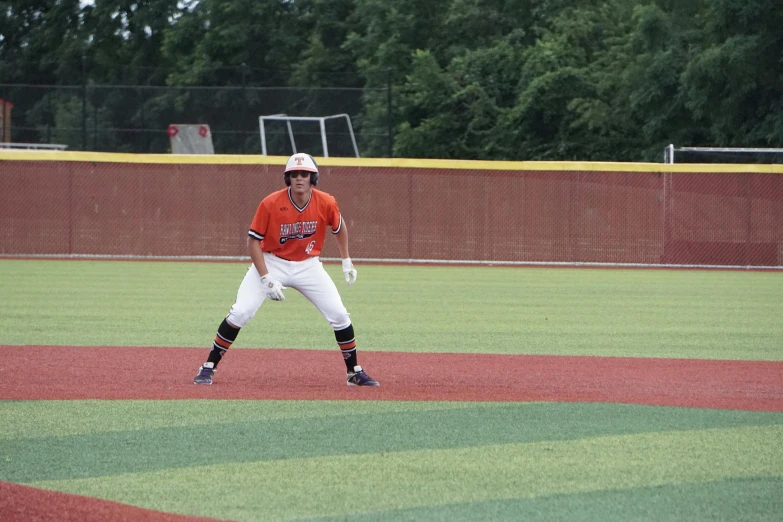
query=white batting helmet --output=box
[284,153,319,186]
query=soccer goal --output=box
[258,114,359,158]
[664,144,783,164]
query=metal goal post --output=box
[258,114,359,158]
[664,144,783,164]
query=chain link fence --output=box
[2,156,781,268]
[0,81,390,157]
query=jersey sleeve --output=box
[328,195,343,234]
[248,200,270,241]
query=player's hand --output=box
[260,274,286,301]
[342,258,357,286]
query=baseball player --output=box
[194,153,379,387]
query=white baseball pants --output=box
[227,253,351,330]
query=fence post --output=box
[241,63,249,154]
[47,92,52,143]
[93,101,98,150]
[81,55,88,150]
[1,97,6,142]
[386,67,393,158]
[664,144,675,163]
[138,88,144,152]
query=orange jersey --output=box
[248,188,342,261]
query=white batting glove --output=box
[260,274,286,301]
[342,258,358,286]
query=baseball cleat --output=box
[194,363,215,385]
[347,365,379,387]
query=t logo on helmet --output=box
[295,156,304,166]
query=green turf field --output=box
[0,259,781,359]
[1,400,782,520]
[1,259,782,521]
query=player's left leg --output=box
[292,259,379,386]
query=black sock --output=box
[335,324,357,371]
[208,318,240,368]
[207,346,225,366]
[342,348,358,372]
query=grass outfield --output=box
[1,259,782,521]
[0,259,781,359]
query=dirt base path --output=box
[2,345,782,411]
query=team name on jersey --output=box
[279,221,318,244]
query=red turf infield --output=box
[2,345,782,411]
[0,481,226,522]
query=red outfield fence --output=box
[1,153,782,267]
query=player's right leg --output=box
[194,264,267,385]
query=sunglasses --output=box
[288,171,311,179]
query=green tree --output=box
[565,1,705,161]
[162,0,316,86]
[4,0,780,158]
[497,1,625,160]
[393,50,459,158]
[290,0,359,88]
[0,0,85,83]
[343,0,454,156]
[84,0,177,84]
[0,0,88,145]
[393,32,526,159]
[681,0,783,146]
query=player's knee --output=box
[329,314,351,331]
[227,308,254,328]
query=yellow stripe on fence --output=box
[2,149,782,173]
